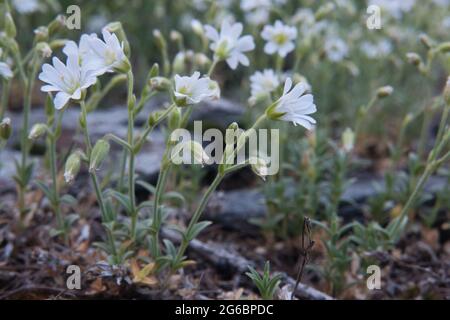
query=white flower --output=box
[369,0,416,19]
[324,36,349,62]
[0,61,13,79]
[39,54,97,109]
[63,34,98,71]
[268,78,317,130]
[204,21,255,69]
[174,71,220,106]
[12,0,40,14]
[85,29,129,75]
[250,69,280,98]
[360,39,392,59]
[261,20,297,58]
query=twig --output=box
[291,217,315,300]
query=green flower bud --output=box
[419,34,433,49]
[376,85,394,98]
[89,139,110,172]
[168,107,181,131]
[150,77,171,91]
[28,123,48,140]
[64,152,81,184]
[153,29,167,51]
[35,42,52,58]
[48,15,66,35]
[406,52,422,66]
[148,110,163,127]
[444,76,450,105]
[0,117,12,140]
[191,19,204,36]
[172,52,186,75]
[34,26,49,42]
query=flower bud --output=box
[36,42,52,58]
[191,19,204,36]
[194,53,211,68]
[0,117,12,140]
[28,123,48,140]
[34,26,49,42]
[172,52,186,75]
[419,34,433,49]
[170,140,210,166]
[170,30,183,43]
[249,156,269,180]
[48,15,66,35]
[406,52,422,66]
[153,29,167,51]
[341,127,354,152]
[64,152,81,184]
[376,85,394,98]
[148,63,159,78]
[148,110,163,127]
[5,13,17,38]
[168,107,181,131]
[150,76,171,91]
[444,76,450,104]
[89,139,110,172]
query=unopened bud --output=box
[48,15,66,35]
[170,140,210,166]
[28,123,48,140]
[64,152,81,184]
[249,156,269,180]
[191,19,204,36]
[150,76,171,91]
[168,107,181,131]
[194,53,210,68]
[0,117,12,140]
[444,76,450,104]
[341,127,354,152]
[170,30,182,43]
[406,52,422,66]
[89,139,110,172]
[153,29,167,50]
[172,52,186,75]
[376,85,394,98]
[419,34,433,49]
[36,42,52,58]
[34,26,49,42]
[148,110,163,127]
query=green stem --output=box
[207,59,218,77]
[80,101,117,258]
[126,71,138,241]
[172,173,223,268]
[0,80,11,120]
[48,133,67,243]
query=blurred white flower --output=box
[360,39,392,59]
[12,0,40,14]
[174,71,220,106]
[368,0,416,19]
[87,15,108,33]
[261,20,297,58]
[250,69,280,98]
[204,21,255,69]
[86,29,130,74]
[245,8,270,26]
[267,78,317,130]
[341,128,355,152]
[324,36,349,62]
[39,55,97,109]
[0,62,13,79]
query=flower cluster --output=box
[39,29,129,109]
